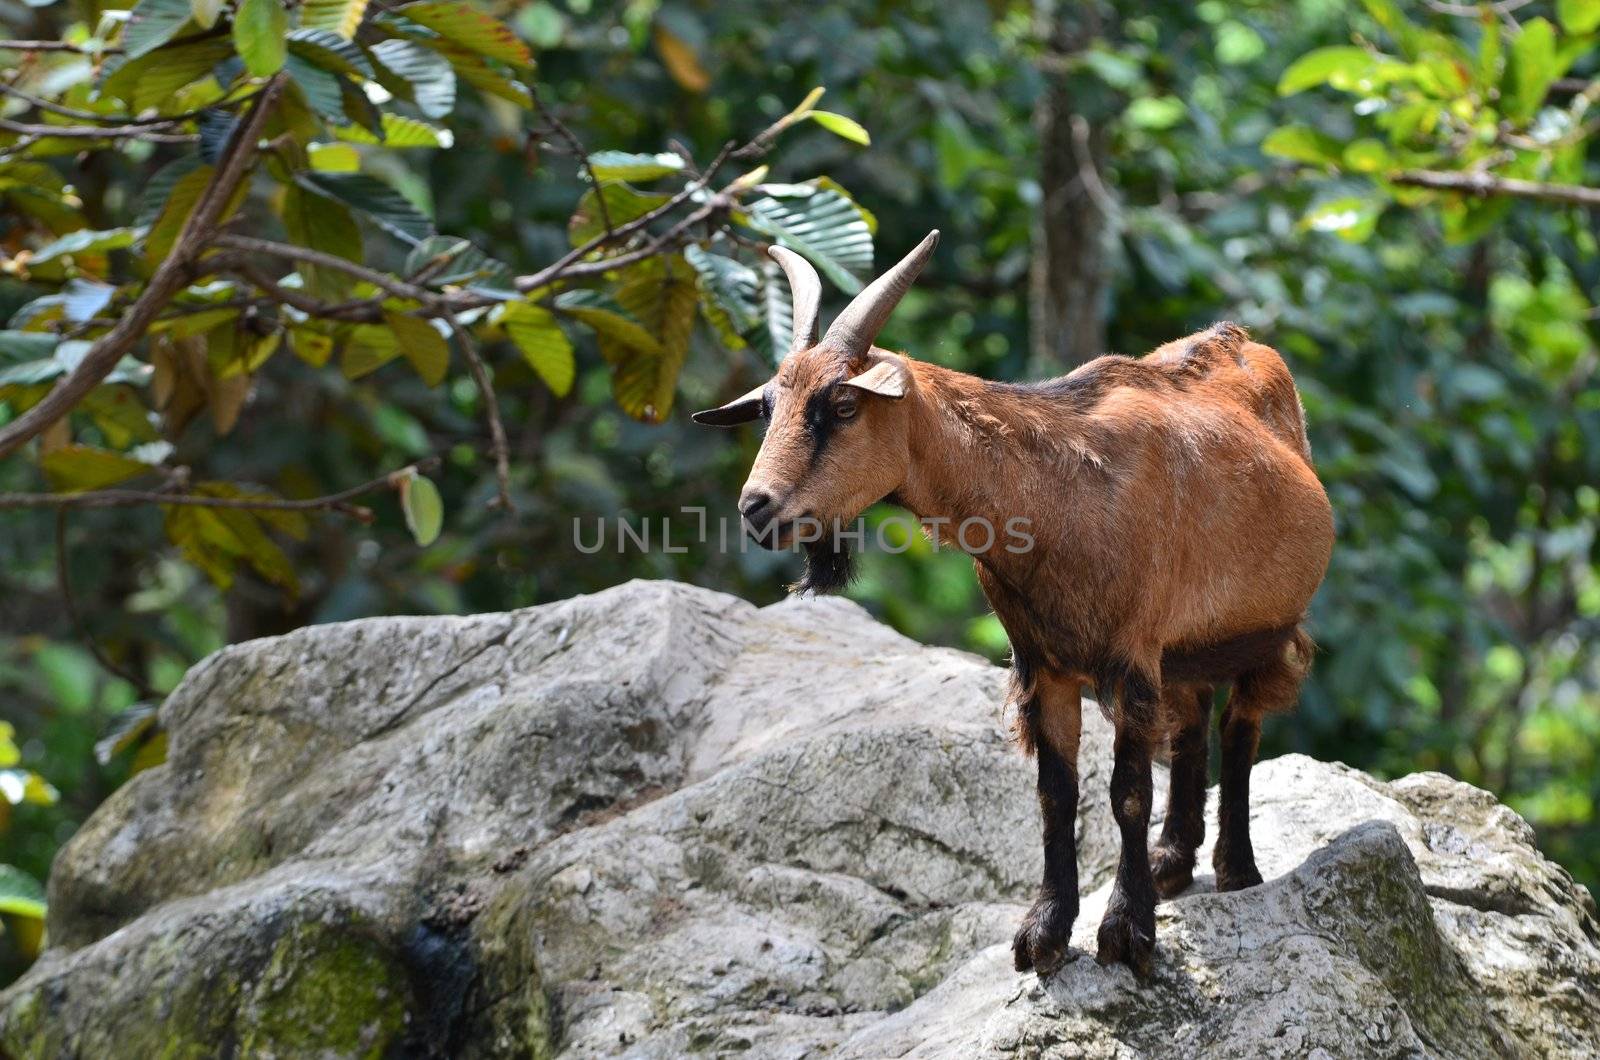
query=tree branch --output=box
[0,74,287,460]
[0,116,195,141]
[211,233,438,305]
[443,311,513,512]
[1392,169,1600,208]
[1,459,439,518]
[0,38,120,54]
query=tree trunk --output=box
[1029,1,1115,373]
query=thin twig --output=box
[0,116,191,139]
[0,38,121,54]
[212,233,438,305]
[2,459,440,517]
[55,510,159,698]
[0,74,287,460]
[529,82,613,235]
[444,311,513,511]
[1392,168,1600,208]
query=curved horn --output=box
[767,245,821,357]
[821,230,940,362]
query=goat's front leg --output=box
[1096,667,1158,977]
[1012,670,1082,977]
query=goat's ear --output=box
[691,384,766,426]
[841,357,909,400]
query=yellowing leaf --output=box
[40,445,154,492]
[395,1,533,67]
[308,142,360,172]
[653,22,710,93]
[385,311,450,386]
[341,324,402,379]
[503,302,575,396]
[808,110,870,146]
[301,0,368,39]
[399,471,443,546]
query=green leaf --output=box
[233,0,288,77]
[807,110,871,145]
[0,865,46,923]
[429,42,532,108]
[568,183,670,247]
[30,226,144,264]
[122,0,193,59]
[759,258,795,368]
[399,471,443,546]
[284,52,349,124]
[606,255,696,421]
[1342,138,1391,174]
[300,0,368,38]
[281,183,363,299]
[1278,46,1374,96]
[385,311,450,386]
[684,244,773,359]
[335,113,452,148]
[1560,0,1600,33]
[394,1,533,67]
[1302,196,1383,242]
[1260,125,1344,166]
[742,187,874,295]
[587,151,685,182]
[369,39,457,119]
[340,323,402,378]
[403,236,511,286]
[308,142,360,172]
[95,703,160,766]
[1125,95,1187,130]
[144,164,213,263]
[0,331,57,364]
[287,27,374,79]
[503,302,575,396]
[299,172,434,246]
[102,38,233,113]
[41,444,155,492]
[1505,18,1559,122]
[552,290,661,356]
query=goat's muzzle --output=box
[738,487,788,549]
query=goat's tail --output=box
[1007,652,1042,757]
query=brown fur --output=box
[711,320,1334,978]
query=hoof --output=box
[1013,897,1075,977]
[1095,910,1154,978]
[1150,844,1195,899]
[1214,861,1264,893]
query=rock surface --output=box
[2,580,1596,1058]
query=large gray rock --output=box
[2,580,1596,1058]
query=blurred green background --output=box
[3,0,1598,985]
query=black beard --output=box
[790,539,856,596]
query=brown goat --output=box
[694,233,1334,978]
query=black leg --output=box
[1214,695,1264,892]
[1096,668,1158,977]
[1151,685,1210,899]
[1013,672,1081,977]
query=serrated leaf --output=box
[299,172,434,246]
[30,227,144,264]
[122,0,193,59]
[233,0,288,76]
[587,151,685,182]
[503,302,575,395]
[287,27,373,78]
[742,187,873,295]
[308,142,360,172]
[399,471,443,546]
[395,1,532,67]
[369,38,456,119]
[607,256,695,421]
[427,41,532,107]
[386,311,450,386]
[334,113,452,148]
[685,245,764,354]
[808,110,870,145]
[41,444,154,492]
[403,236,511,285]
[284,51,349,124]
[568,183,670,247]
[301,0,368,38]
[281,183,363,299]
[552,290,662,356]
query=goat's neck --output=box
[895,362,1086,562]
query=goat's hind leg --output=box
[1096,665,1159,977]
[1214,637,1308,892]
[1012,669,1083,977]
[1151,684,1211,899]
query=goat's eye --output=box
[834,397,858,420]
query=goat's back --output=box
[1146,322,1312,463]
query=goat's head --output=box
[693,231,938,591]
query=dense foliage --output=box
[2,0,1596,985]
